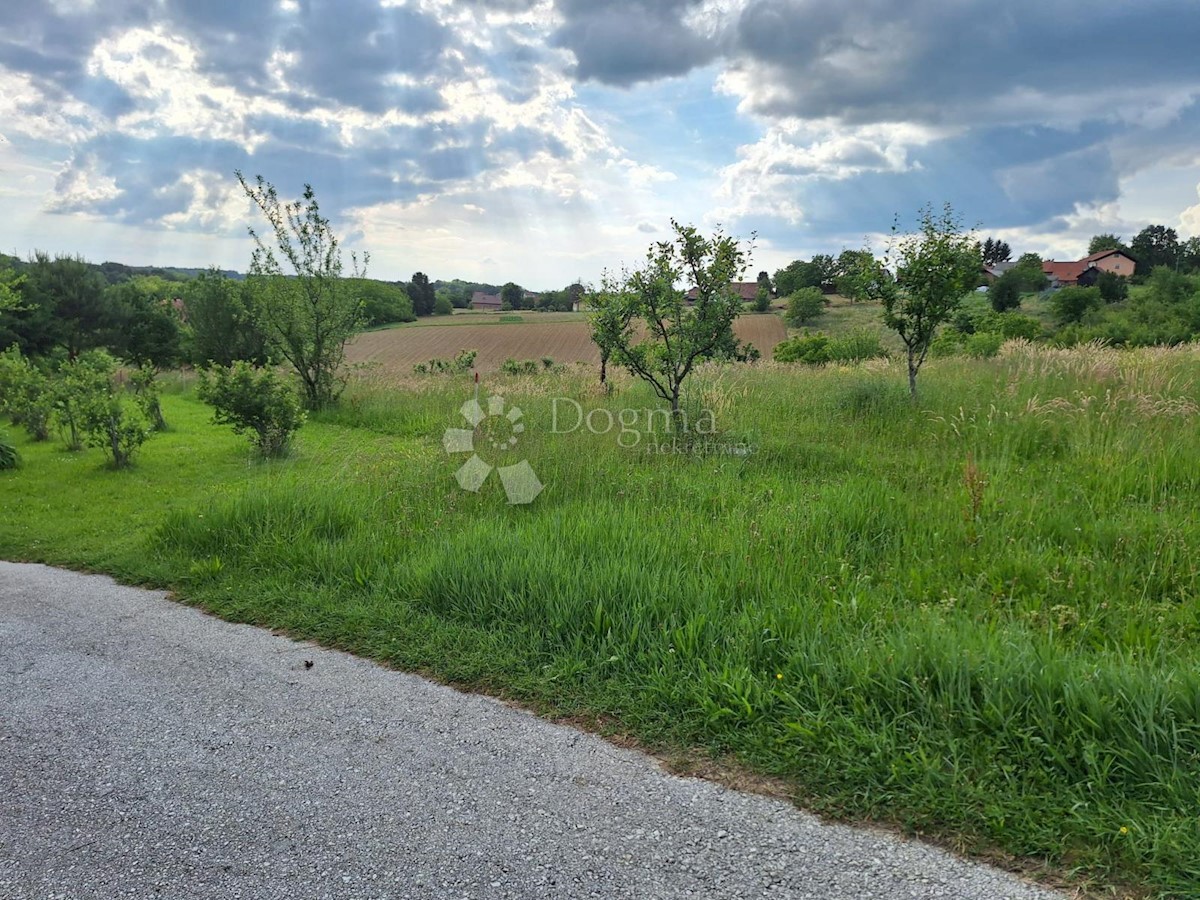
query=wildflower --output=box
[776,673,783,680]
[1119,826,1129,835]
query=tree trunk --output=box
[907,350,919,400]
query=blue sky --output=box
[1,0,1198,288]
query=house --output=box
[981,261,1017,282]
[470,291,502,310]
[1042,249,1137,288]
[684,282,772,302]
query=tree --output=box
[1131,225,1180,272]
[1088,233,1127,255]
[980,237,1012,266]
[1181,237,1200,273]
[349,279,414,326]
[590,221,750,423]
[106,277,182,369]
[1096,270,1129,303]
[867,203,981,399]
[1049,286,1101,325]
[836,249,886,302]
[774,260,815,296]
[989,270,1022,312]
[0,266,23,314]
[20,253,114,359]
[1011,253,1049,292]
[433,294,453,315]
[182,269,270,367]
[407,272,436,316]
[785,288,826,325]
[237,172,366,411]
[500,282,524,311]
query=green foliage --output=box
[500,282,525,311]
[181,269,270,367]
[1130,224,1180,273]
[753,283,771,312]
[74,369,151,469]
[433,294,454,316]
[129,364,168,432]
[774,258,823,295]
[0,432,16,469]
[1145,266,1195,306]
[105,276,183,368]
[1050,286,1102,325]
[0,347,52,440]
[196,362,305,457]
[1088,233,1127,255]
[16,252,115,358]
[1011,253,1049,292]
[963,331,1003,358]
[979,236,1011,265]
[348,278,415,327]
[834,249,880,301]
[237,172,366,410]
[988,270,1022,312]
[775,329,885,365]
[51,350,117,450]
[1096,270,1129,303]
[785,287,827,326]
[869,203,981,397]
[407,272,436,317]
[500,357,540,375]
[590,220,750,418]
[412,349,477,375]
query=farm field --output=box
[4,344,1200,897]
[348,313,788,374]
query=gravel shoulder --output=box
[0,561,1065,899]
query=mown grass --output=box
[3,345,1200,897]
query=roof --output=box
[471,291,502,307]
[1042,260,1087,283]
[983,261,1017,278]
[1083,248,1134,264]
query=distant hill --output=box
[0,253,243,286]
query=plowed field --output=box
[346,315,787,374]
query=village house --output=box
[1041,249,1137,288]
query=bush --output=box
[500,358,540,375]
[0,433,17,470]
[1049,286,1101,325]
[1097,270,1129,303]
[774,332,831,364]
[988,272,1022,312]
[197,362,305,457]
[128,364,167,431]
[785,288,827,326]
[433,295,454,316]
[0,347,52,441]
[52,351,117,451]
[827,330,887,363]
[964,331,1004,358]
[413,349,477,375]
[81,392,150,469]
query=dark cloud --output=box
[728,0,1200,126]
[552,0,717,86]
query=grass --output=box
[4,346,1200,897]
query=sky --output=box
[1,0,1199,289]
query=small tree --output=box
[989,270,1022,312]
[1097,270,1129,303]
[197,362,305,457]
[79,384,150,469]
[1049,286,1101,325]
[182,269,271,366]
[589,220,750,425]
[407,272,436,316]
[868,203,981,399]
[52,351,117,450]
[0,347,52,441]
[237,172,366,411]
[785,287,827,325]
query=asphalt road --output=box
[0,561,1065,899]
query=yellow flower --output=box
[1119,826,1129,835]
[776,673,783,680]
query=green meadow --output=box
[4,343,1200,898]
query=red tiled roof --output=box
[1042,260,1087,284]
[685,282,769,301]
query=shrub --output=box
[197,362,305,457]
[774,332,831,364]
[81,392,150,469]
[0,433,17,470]
[1049,286,1101,325]
[52,351,117,451]
[827,330,886,363]
[1096,270,1129,303]
[433,295,453,316]
[0,347,52,441]
[129,364,167,431]
[412,349,476,375]
[785,288,827,326]
[988,272,1022,312]
[964,331,1004,358]
[500,358,540,375]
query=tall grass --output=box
[6,344,1200,895]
